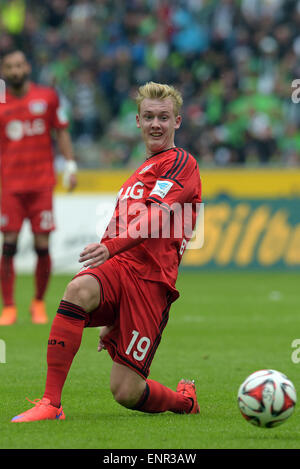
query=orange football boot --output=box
[11,398,65,422]
[176,379,200,414]
[0,305,17,326]
[30,299,48,324]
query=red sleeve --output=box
[102,201,173,258]
[102,205,152,258]
[103,231,144,258]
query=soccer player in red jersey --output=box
[0,49,77,326]
[11,82,202,422]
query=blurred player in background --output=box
[0,49,77,326]
[11,82,201,422]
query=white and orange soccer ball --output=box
[237,369,297,428]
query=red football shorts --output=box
[74,257,175,379]
[0,189,55,233]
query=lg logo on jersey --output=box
[118,182,144,201]
[118,180,174,202]
[5,118,46,141]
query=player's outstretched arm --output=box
[79,242,110,268]
[101,203,168,258]
[79,204,170,269]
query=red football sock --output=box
[0,243,16,306]
[133,379,193,414]
[43,300,87,408]
[35,248,51,300]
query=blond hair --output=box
[136,81,183,116]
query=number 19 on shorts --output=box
[125,330,151,361]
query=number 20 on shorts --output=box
[125,330,151,361]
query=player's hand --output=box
[68,173,77,192]
[98,325,114,352]
[63,160,78,192]
[79,243,110,268]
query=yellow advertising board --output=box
[182,197,300,269]
[55,168,300,198]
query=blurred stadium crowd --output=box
[1,0,300,168]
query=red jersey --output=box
[101,147,202,298]
[0,82,68,193]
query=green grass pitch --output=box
[0,270,299,449]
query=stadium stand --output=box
[1,0,300,168]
